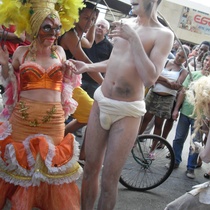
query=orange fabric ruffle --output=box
[0,134,74,169]
[0,179,80,210]
[0,98,83,210]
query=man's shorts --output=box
[72,87,94,123]
[145,90,175,119]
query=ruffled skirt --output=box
[0,98,82,210]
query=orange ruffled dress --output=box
[0,60,83,210]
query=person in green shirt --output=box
[171,51,210,179]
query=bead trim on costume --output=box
[19,101,56,127]
[0,162,80,180]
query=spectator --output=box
[171,40,180,56]
[58,1,101,159]
[170,51,210,179]
[187,41,210,72]
[82,18,113,98]
[139,45,189,152]
[165,74,210,210]
[188,44,199,58]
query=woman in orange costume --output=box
[0,0,84,209]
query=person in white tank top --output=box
[139,45,190,152]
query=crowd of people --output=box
[0,0,209,210]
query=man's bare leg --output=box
[97,116,141,210]
[79,128,87,160]
[81,102,109,210]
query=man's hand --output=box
[70,59,88,74]
[109,20,136,41]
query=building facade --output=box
[158,0,210,45]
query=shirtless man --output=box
[72,0,174,209]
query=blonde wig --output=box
[186,75,210,134]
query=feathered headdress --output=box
[0,0,84,38]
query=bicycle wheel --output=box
[119,134,175,191]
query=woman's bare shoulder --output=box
[12,46,29,62]
[14,45,29,54]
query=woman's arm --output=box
[0,45,10,79]
[176,69,188,85]
[156,75,171,87]
[156,75,182,90]
[63,31,104,84]
[81,24,96,48]
[0,25,25,44]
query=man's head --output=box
[131,0,161,17]
[197,41,210,60]
[95,19,110,38]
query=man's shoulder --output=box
[15,45,28,54]
[152,25,174,47]
[156,25,173,37]
[103,37,113,45]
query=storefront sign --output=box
[179,7,210,35]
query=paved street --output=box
[76,120,209,210]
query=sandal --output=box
[156,142,165,149]
[204,173,210,179]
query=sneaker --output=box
[186,170,195,179]
[166,153,171,159]
[165,163,179,169]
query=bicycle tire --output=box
[119,134,175,191]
